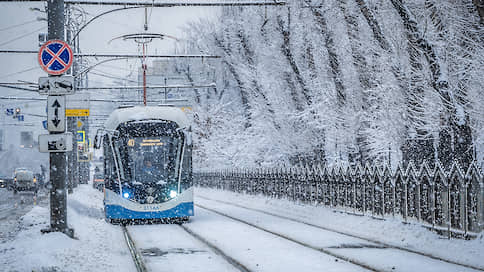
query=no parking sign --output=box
[38,40,73,75]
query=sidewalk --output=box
[0,185,134,272]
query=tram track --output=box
[179,224,252,272]
[122,225,148,272]
[196,197,484,272]
[196,204,382,272]
[122,222,251,272]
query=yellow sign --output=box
[127,139,135,146]
[66,109,90,117]
[180,107,192,112]
[77,120,83,128]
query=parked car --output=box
[0,175,14,190]
[13,168,37,194]
[0,176,7,188]
[92,173,104,191]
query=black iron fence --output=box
[195,161,484,238]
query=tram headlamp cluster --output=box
[169,190,177,198]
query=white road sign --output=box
[38,76,75,95]
[38,133,73,153]
[47,96,66,132]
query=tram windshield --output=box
[126,136,181,185]
[106,120,184,192]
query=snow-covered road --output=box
[1,185,482,272]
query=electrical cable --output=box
[82,9,139,32]
[89,71,138,84]
[0,67,39,80]
[0,26,46,47]
[147,1,154,27]
[0,84,38,92]
[0,19,38,32]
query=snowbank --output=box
[0,185,135,272]
[196,187,484,269]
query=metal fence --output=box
[195,161,484,238]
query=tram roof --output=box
[104,106,189,131]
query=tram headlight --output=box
[123,192,130,199]
[169,190,177,198]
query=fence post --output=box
[391,172,396,218]
[430,172,436,230]
[460,180,467,235]
[479,178,484,233]
[403,181,408,223]
[291,168,296,202]
[416,180,421,222]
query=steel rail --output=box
[197,196,484,272]
[0,51,221,58]
[122,226,148,272]
[76,54,221,58]
[196,204,382,272]
[178,224,252,272]
[68,1,285,6]
[0,0,285,5]
[77,83,215,90]
[0,96,178,103]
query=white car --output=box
[13,168,37,194]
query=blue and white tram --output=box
[96,106,193,223]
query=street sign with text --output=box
[65,109,89,117]
[47,96,66,132]
[38,133,73,153]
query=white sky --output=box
[0,2,220,137]
[0,2,219,87]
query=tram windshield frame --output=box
[112,120,184,187]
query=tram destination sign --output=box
[38,76,75,95]
[38,133,73,153]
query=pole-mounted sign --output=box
[38,40,73,75]
[39,133,73,153]
[39,76,74,95]
[47,96,66,132]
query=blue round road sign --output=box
[38,40,73,75]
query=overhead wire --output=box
[0,19,38,32]
[0,84,38,92]
[89,71,138,84]
[0,25,46,47]
[0,66,39,80]
[147,1,154,28]
[82,9,140,32]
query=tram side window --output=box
[180,142,192,191]
[103,135,117,190]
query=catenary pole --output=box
[41,0,74,238]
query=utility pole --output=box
[41,0,74,238]
[66,3,74,194]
